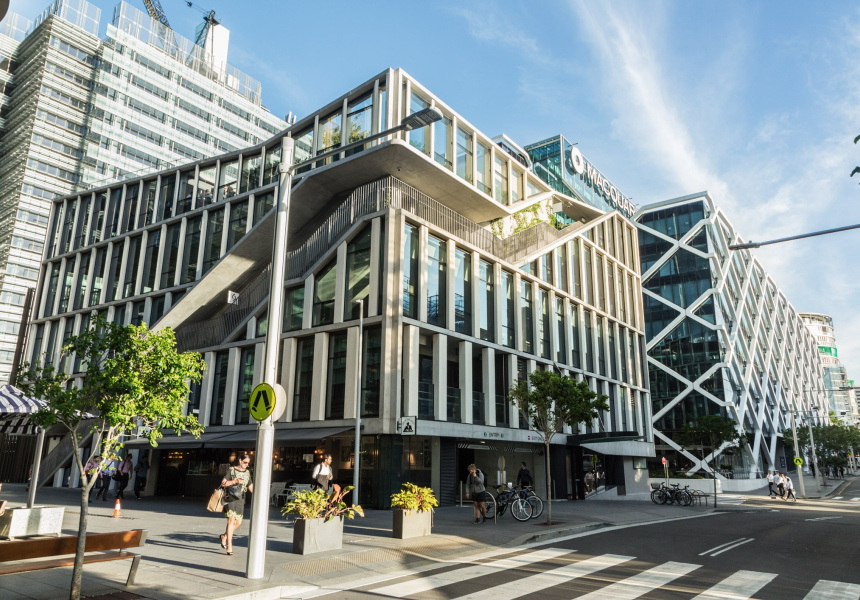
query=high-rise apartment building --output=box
[799,313,858,426]
[0,0,286,381]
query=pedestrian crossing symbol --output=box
[400,416,416,436]
[250,383,276,421]
[794,457,803,466]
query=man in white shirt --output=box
[312,454,333,491]
[775,472,785,498]
[766,470,776,497]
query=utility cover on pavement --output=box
[794,457,804,466]
[250,383,276,421]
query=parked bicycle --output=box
[650,482,693,506]
[518,486,545,519]
[485,484,533,521]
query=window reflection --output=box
[346,94,372,157]
[217,160,238,202]
[409,93,430,155]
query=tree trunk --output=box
[70,486,89,600]
[545,441,552,525]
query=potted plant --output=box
[390,483,438,539]
[282,485,363,555]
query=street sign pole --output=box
[246,137,294,580]
[790,411,806,499]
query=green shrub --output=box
[390,483,438,513]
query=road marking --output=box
[691,570,777,599]
[574,561,700,600]
[805,516,842,522]
[699,538,748,556]
[804,580,860,599]
[852,498,860,502]
[369,548,572,597]
[832,496,842,500]
[453,554,633,600]
[710,538,755,556]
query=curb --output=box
[507,521,612,547]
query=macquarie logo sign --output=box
[569,146,636,218]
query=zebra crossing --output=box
[295,547,860,599]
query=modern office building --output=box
[799,313,858,426]
[28,68,654,507]
[0,0,286,382]
[634,193,829,486]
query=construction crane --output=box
[140,0,178,52]
[185,2,219,49]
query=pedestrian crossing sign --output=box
[794,457,803,466]
[250,383,277,421]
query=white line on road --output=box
[699,538,748,556]
[691,570,777,600]
[369,548,572,597]
[851,497,860,502]
[804,580,860,599]
[831,496,842,500]
[452,554,633,600]
[710,538,755,557]
[573,561,700,600]
[805,516,842,522]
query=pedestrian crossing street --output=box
[307,547,860,599]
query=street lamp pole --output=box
[789,410,807,499]
[353,299,364,502]
[806,416,822,493]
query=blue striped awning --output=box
[0,384,47,436]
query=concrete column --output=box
[471,252,481,338]
[134,229,148,296]
[418,226,429,322]
[344,326,360,420]
[334,241,347,324]
[460,340,472,423]
[302,276,314,330]
[483,347,496,426]
[381,210,406,426]
[279,338,297,423]
[403,325,420,418]
[223,346,241,426]
[433,333,447,421]
[152,223,167,292]
[564,298,574,369]
[513,272,523,352]
[446,241,456,331]
[310,332,328,421]
[174,217,187,287]
[369,218,382,317]
[199,351,217,427]
[493,263,504,344]
[195,210,207,281]
[507,353,519,428]
[550,291,559,363]
[532,282,541,358]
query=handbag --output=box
[111,473,122,482]
[315,473,330,491]
[207,487,225,512]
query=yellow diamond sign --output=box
[250,383,277,422]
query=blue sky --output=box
[9,0,860,381]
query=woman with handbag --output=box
[219,453,253,556]
[311,454,333,491]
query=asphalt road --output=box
[305,483,860,600]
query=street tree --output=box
[675,415,742,508]
[509,370,608,524]
[16,316,205,600]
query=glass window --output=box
[156,175,176,222]
[408,92,430,154]
[283,286,304,331]
[345,225,372,320]
[608,323,618,380]
[620,327,629,383]
[595,222,605,250]
[202,207,224,274]
[121,184,139,233]
[73,253,90,311]
[476,142,491,194]
[317,110,342,164]
[313,260,336,326]
[627,273,637,328]
[361,327,382,418]
[539,289,551,359]
[539,253,553,286]
[346,94,372,157]
[235,347,255,424]
[556,298,566,363]
[140,228,160,294]
[618,267,627,323]
[584,246,593,306]
[501,271,515,347]
[181,216,202,283]
[122,235,142,298]
[403,224,419,318]
[89,247,106,306]
[583,309,594,372]
[570,303,581,368]
[107,188,122,239]
[160,222,181,288]
[456,127,473,183]
[263,145,282,185]
[571,240,581,299]
[177,170,195,214]
[209,350,229,426]
[292,132,312,174]
[434,116,453,169]
[197,165,216,207]
[556,245,568,293]
[427,236,446,327]
[596,317,606,376]
[130,300,145,326]
[58,260,74,313]
[139,180,157,227]
[596,254,605,311]
[89,192,106,245]
[217,160,239,202]
[293,338,314,421]
[150,294,166,324]
[479,260,494,342]
[226,200,248,250]
[608,263,617,318]
[238,154,261,195]
[105,243,123,302]
[59,199,76,254]
[73,196,91,250]
[626,226,635,269]
[253,191,275,225]
[511,169,523,204]
[187,380,202,420]
[326,332,348,419]
[454,249,471,334]
[493,155,507,204]
[521,281,534,354]
[255,309,267,338]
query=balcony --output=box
[418,382,434,419]
[472,391,485,425]
[447,387,461,423]
[495,394,509,426]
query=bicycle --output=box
[486,485,533,521]
[518,486,544,519]
[650,482,693,506]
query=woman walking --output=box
[116,453,134,500]
[219,453,253,555]
[784,475,797,502]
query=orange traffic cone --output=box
[112,499,122,518]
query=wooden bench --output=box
[0,529,147,586]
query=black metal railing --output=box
[472,391,485,425]
[447,387,461,423]
[418,382,434,419]
[495,394,509,426]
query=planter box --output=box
[0,506,65,540]
[393,509,432,539]
[292,516,343,555]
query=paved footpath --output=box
[0,481,832,600]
